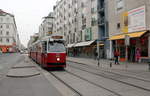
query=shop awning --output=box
[109,31,146,40]
[74,40,95,47]
[128,31,146,38]
[67,44,76,48]
[109,34,124,40]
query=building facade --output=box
[53,0,107,58]
[39,12,54,39]
[0,9,20,53]
[28,33,39,48]
[108,0,150,62]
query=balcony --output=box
[98,7,104,13]
[98,18,105,26]
[98,2,105,12]
[82,18,86,25]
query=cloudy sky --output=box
[0,0,57,47]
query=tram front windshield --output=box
[48,42,65,52]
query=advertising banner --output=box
[122,12,128,33]
[128,6,146,32]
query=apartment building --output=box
[28,33,39,48]
[39,12,54,39]
[0,9,20,52]
[53,0,107,58]
[108,0,150,62]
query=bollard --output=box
[97,57,100,67]
[148,62,150,71]
[110,62,112,68]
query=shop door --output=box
[128,46,136,62]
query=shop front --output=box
[0,45,12,53]
[67,40,96,58]
[110,31,149,62]
[67,44,76,57]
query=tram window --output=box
[49,42,54,45]
[48,42,65,52]
[42,42,47,53]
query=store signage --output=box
[128,6,146,32]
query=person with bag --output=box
[114,49,120,64]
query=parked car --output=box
[20,50,24,54]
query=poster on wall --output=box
[128,6,146,33]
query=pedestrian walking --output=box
[114,49,120,64]
[135,48,141,63]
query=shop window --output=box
[119,46,125,58]
[130,39,136,45]
[116,39,124,45]
[140,37,148,57]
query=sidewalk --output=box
[67,57,149,71]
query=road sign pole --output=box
[97,40,100,67]
[125,35,130,69]
[125,45,128,68]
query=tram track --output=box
[49,71,83,96]
[68,61,150,83]
[65,70,122,96]
[68,63,150,92]
[49,70,122,96]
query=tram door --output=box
[42,41,47,65]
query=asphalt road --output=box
[0,53,24,78]
[1,54,149,96]
[0,53,63,96]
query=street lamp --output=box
[97,37,108,67]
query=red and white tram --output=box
[29,35,66,68]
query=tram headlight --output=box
[57,58,60,61]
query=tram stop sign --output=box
[125,35,130,46]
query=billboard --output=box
[128,6,146,32]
